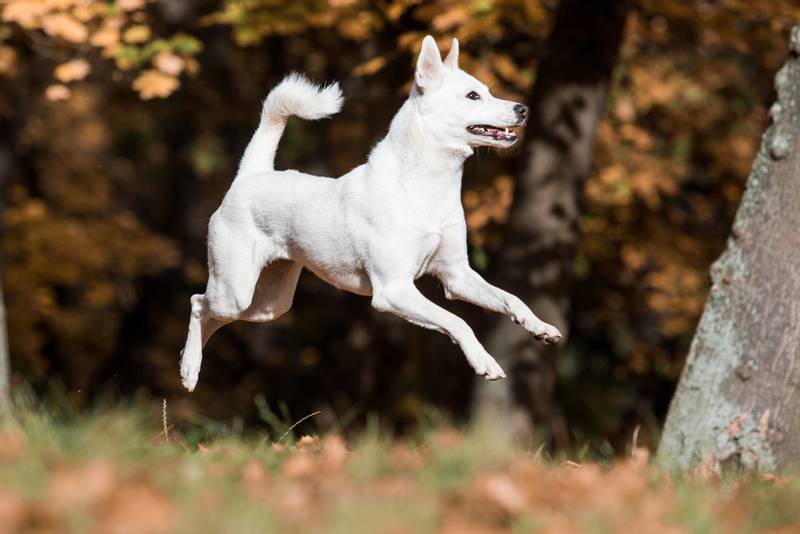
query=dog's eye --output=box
[466,91,481,100]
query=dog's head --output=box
[411,35,527,149]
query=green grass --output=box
[1,398,799,533]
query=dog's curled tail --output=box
[237,73,344,177]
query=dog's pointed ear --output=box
[443,38,459,69]
[415,35,444,89]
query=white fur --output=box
[179,36,562,392]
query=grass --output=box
[0,398,799,533]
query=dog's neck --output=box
[371,99,473,184]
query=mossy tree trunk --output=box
[658,27,800,472]
[473,0,630,446]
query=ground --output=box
[0,400,799,533]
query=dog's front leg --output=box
[437,263,562,345]
[371,280,506,380]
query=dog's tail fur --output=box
[237,73,344,177]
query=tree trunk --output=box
[0,142,11,410]
[658,27,800,472]
[474,0,629,446]
[0,279,8,406]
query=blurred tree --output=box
[659,26,800,472]
[474,0,630,446]
[0,281,8,405]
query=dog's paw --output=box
[530,322,562,345]
[179,350,200,392]
[471,353,506,381]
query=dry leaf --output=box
[282,453,316,479]
[118,0,146,11]
[41,13,88,43]
[0,430,25,461]
[90,27,120,49]
[45,84,71,101]
[132,69,178,99]
[296,434,321,453]
[2,0,49,28]
[123,24,151,44]
[474,472,527,518]
[49,460,118,510]
[353,56,387,77]
[321,435,348,470]
[0,489,26,533]
[153,51,184,76]
[54,59,90,82]
[0,45,17,76]
[432,6,467,31]
[96,481,175,534]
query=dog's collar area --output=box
[467,124,518,142]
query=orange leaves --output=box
[464,175,514,227]
[97,482,176,534]
[1,1,50,29]
[132,69,179,99]
[153,51,184,76]
[40,12,87,42]
[3,0,200,101]
[118,0,147,11]
[441,450,687,534]
[0,45,17,77]
[45,84,71,101]
[54,58,90,82]
[431,5,468,32]
[122,24,151,44]
[352,55,388,77]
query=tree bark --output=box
[0,279,8,406]
[658,27,800,472]
[474,0,629,446]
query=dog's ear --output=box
[415,35,444,89]
[443,38,459,69]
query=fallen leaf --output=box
[296,434,320,453]
[49,460,118,510]
[97,481,175,534]
[282,453,316,479]
[0,489,26,532]
[321,435,348,470]
[0,429,25,461]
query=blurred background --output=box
[0,0,797,455]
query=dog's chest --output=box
[406,217,449,279]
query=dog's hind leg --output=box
[179,259,300,391]
[239,259,302,323]
[180,227,267,391]
[180,293,213,391]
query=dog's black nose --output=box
[514,104,528,120]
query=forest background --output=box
[1,0,798,455]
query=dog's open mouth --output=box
[467,125,518,143]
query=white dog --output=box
[179,36,562,392]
